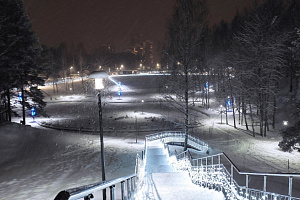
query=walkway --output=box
[137,140,224,200]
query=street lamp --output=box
[141,100,144,114]
[70,66,73,75]
[70,66,74,92]
[88,70,109,200]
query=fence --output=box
[54,173,137,200]
[145,131,209,152]
[175,151,300,200]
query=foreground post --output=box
[98,92,106,200]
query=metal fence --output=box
[145,131,209,152]
[54,174,136,200]
[176,151,300,200]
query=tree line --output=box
[164,0,300,150]
[0,0,140,123]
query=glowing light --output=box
[95,78,104,89]
[31,108,36,116]
[18,92,22,101]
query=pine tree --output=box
[0,0,45,123]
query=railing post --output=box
[212,156,214,168]
[245,174,249,199]
[289,176,293,200]
[121,181,125,200]
[230,164,233,185]
[205,157,208,187]
[127,178,131,198]
[110,185,115,200]
[218,155,221,169]
[131,177,134,191]
[263,175,267,197]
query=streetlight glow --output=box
[95,78,104,90]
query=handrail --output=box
[176,150,300,199]
[208,152,300,177]
[54,173,135,200]
[145,131,209,152]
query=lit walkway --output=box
[137,140,224,200]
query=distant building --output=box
[130,34,154,71]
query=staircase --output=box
[54,132,300,200]
[135,140,224,200]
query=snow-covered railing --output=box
[175,151,300,200]
[145,131,209,152]
[54,173,136,200]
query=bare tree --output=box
[164,0,208,150]
[230,9,289,136]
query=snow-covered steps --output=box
[152,171,224,200]
[136,140,224,200]
[145,141,175,173]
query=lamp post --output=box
[89,70,109,200]
[141,100,144,114]
[70,66,74,92]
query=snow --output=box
[1,74,300,199]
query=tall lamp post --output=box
[89,71,109,200]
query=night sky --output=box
[23,0,253,52]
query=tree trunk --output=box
[242,97,249,130]
[6,89,11,122]
[272,94,276,129]
[231,96,236,128]
[184,65,189,151]
[21,86,25,125]
[238,97,241,125]
[249,100,255,137]
[225,99,228,125]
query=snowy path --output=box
[137,140,224,200]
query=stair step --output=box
[152,172,224,200]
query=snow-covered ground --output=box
[1,74,300,199]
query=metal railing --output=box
[54,151,147,200]
[54,131,300,200]
[145,131,209,152]
[175,151,300,200]
[54,174,136,200]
